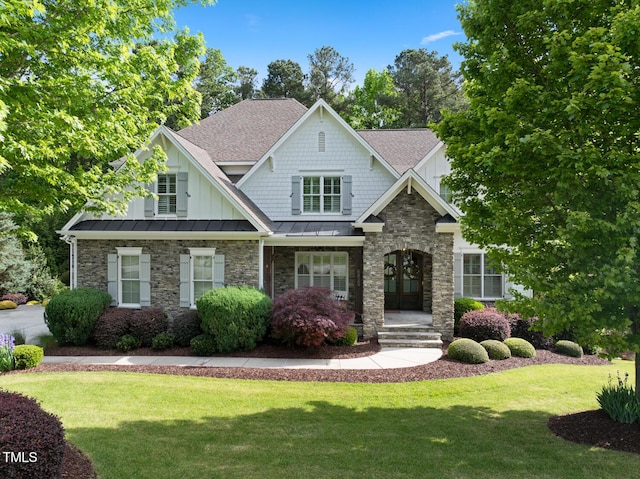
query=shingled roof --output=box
[176,98,308,163]
[357,129,441,174]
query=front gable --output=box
[237,100,399,221]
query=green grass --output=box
[2,361,637,479]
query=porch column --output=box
[362,233,384,338]
[432,232,454,341]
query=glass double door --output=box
[384,250,423,310]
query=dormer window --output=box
[157,174,177,215]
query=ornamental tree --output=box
[0,0,213,221]
[436,0,640,391]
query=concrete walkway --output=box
[2,305,442,370]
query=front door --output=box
[384,250,423,310]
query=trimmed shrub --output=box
[555,326,599,355]
[333,326,358,346]
[12,345,44,369]
[597,372,640,424]
[447,338,490,364]
[1,293,27,305]
[116,334,141,352]
[0,389,65,479]
[480,339,512,360]
[129,307,169,347]
[151,332,175,351]
[270,287,355,348]
[459,307,511,342]
[198,286,272,353]
[507,313,553,350]
[92,307,134,349]
[190,333,217,356]
[454,297,484,335]
[44,287,111,345]
[0,299,18,309]
[555,340,583,358]
[504,337,536,358]
[171,310,203,347]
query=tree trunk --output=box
[631,307,640,399]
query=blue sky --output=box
[173,0,466,88]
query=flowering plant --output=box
[0,333,15,372]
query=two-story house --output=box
[59,98,518,341]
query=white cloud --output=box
[245,14,260,27]
[421,30,462,45]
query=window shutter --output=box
[454,253,462,298]
[140,254,151,307]
[107,254,118,306]
[144,184,154,218]
[291,176,302,215]
[176,172,188,218]
[503,277,513,300]
[214,254,225,289]
[179,254,191,307]
[342,175,352,215]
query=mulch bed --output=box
[8,343,637,477]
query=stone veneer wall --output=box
[271,246,361,312]
[361,189,454,340]
[76,239,260,316]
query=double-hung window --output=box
[295,252,348,299]
[462,253,503,298]
[180,249,225,308]
[157,174,177,215]
[302,176,341,214]
[108,247,151,308]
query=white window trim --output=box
[461,252,504,299]
[301,175,342,214]
[156,173,177,217]
[116,247,143,308]
[188,248,216,308]
[294,251,349,300]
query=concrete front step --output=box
[377,328,443,348]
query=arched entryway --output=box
[384,250,426,311]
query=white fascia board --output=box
[264,235,365,247]
[351,222,384,233]
[60,231,267,241]
[236,99,400,188]
[435,222,460,234]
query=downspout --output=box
[63,235,77,289]
[258,237,264,291]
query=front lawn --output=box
[2,361,637,479]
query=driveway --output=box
[0,305,50,343]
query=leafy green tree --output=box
[389,48,466,126]
[436,0,640,391]
[306,46,355,109]
[0,0,212,220]
[235,66,258,101]
[260,59,307,102]
[347,69,402,129]
[196,48,238,118]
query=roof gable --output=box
[175,98,307,164]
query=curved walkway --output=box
[42,348,442,370]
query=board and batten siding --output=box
[414,146,450,194]
[82,141,246,221]
[239,109,397,221]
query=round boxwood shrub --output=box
[0,389,65,479]
[190,333,217,356]
[116,334,141,352]
[92,307,133,349]
[504,337,536,358]
[332,326,358,346]
[454,297,484,335]
[447,338,490,364]
[459,307,511,342]
[151,332,175,351]
[480,339,511,360]
[171,310,203,347]
[555,340,583,358]
[12,345,44,369]
[129,307,169,347]
[197,286,272,353]
[44,287,112,345]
